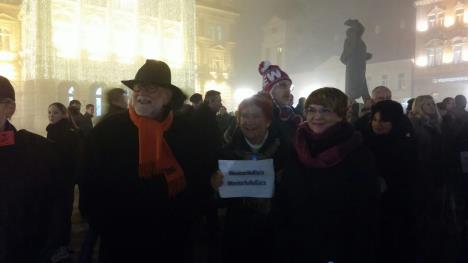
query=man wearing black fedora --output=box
[81,60,200,262]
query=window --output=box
[454,45,463,64]
[208,24,223,41]
[435,47,443,65]
[436,13,445,27]
[428,14,436,28]
[456,8,464,24]
[0,29,11,51]
[428,48,435,66]
[95,87,102,117]
[398,73,406,90]
[276,47,283,65]
[381,75,388,86]
[374,25,381,34]
[271,27,278,34]
[68,87,75,103]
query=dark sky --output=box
[230,0,415,89]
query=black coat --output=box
[276,124,379,263]
[81,111,199,263]
[362,128,419,263]
[0,122,67,263]
[219,128,288,263]
[46,119,81,185]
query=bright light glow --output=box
[464,12,468,23]
[204,80,218,91]
[53,17,80,58]
[113,25,136,64]
[162,21,184,69]
[444,16,455,27]
[234,87,256,107]
[463,46,468,61]
[417,20,428,32]
[443,50,453,63]
[0,63,15,79]
[416,56,428,67]
[83,17,108,61]
[0,51,16,61]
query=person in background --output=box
[190,93,203,110]
[258,60,302,144]
[454,95,468,124]
[46,102,82,262]
[100,88,128,120]
[0,75,68,263]
[406,98,415,118]
[211,93,287,263]
[276,87,379,263]
[361,100,418,263]
[216,105,235,142]
[354,85,392,132]
[294,97,306,116]
[84,104,94,127]
[69,100,92,137]
[410,95,458,263]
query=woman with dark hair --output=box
[276,87,379,263]
[361,100,418,263]
[211,93,287,263]
[46,102,82,260]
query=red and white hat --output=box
[258,60,292,94]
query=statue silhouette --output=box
[340,19,372,102]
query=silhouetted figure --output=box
[340,19,372,102]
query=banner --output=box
[218,159,275,198]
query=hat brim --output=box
[121,80,187,110]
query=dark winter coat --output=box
[219,128,287,263]
[71,112,92,137]
[270,105,301,148]
[362,126,418,263]
[81,111,199,263]
[0,121,67,263]
[276,122,379,263]
[46,118,81,185]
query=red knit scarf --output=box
[129,106,186,197]
[294,122,362,168]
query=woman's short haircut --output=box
[305,87,348,119]
[238,93,273,122]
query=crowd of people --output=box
[1,59,468,263]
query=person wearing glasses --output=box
[80,60,198,263]
[0,76,68,263]
[275,87,379,263]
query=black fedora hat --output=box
[122,59,186,109]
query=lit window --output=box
[381,75,388,86]
[437,13,445,27]
[435,47,443,65]
[428,14,436,28]
[398,73,406,90]
[96,87,102,117]
[456,8,464,24]
[0,29,11,51]
[68,86,75,103]
[427,48,435,66]
[454,45,463,64]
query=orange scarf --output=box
[129,106,186,197]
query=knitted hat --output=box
[258,61,291,94]
[0,76,15,101]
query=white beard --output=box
[132,95,162,118]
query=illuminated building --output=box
[0,0,196,134]
[195,0,238,110]
[414,0,468,100]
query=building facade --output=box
[195,0,238,110]
[1,0,197,134]
[290,56,413,104]
[261,16,287,67]
[414,0,468,101]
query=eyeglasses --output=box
[133,85,166,94]
[305,106,333,115]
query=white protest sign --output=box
[218,159,275,198]
[461,151,468,173]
